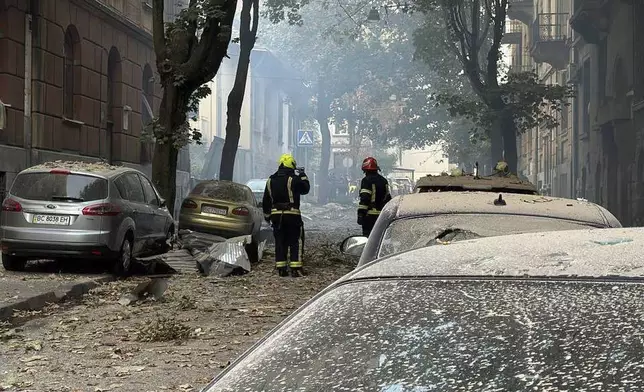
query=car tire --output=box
[2,254,27,271]
[246,233,260,264]
[160,227,174,253]
[113,236,133,277]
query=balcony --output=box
[569,0,610,44]
[502,20,523,44]
[507,0,534,25]
[530,13,570,70]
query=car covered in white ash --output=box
[341,191,621,267]
[1,162,174,275]
[413,172,538,194]
[201,227,644,391]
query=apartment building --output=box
[0,0,192,215]
[198,45,307,183]
[509,0,642,225]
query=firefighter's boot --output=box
[290,267,304,278]
[278,267,289,277]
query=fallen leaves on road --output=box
[137,316,192,342]
[0,225,357,391]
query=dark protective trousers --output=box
[361,215,378,237]
[273,220,305,269]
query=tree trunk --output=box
[151,85,188,216]
[489,129,503,166]
[316,103,331,204]
[219,0,258,181]
[501,112,518,172]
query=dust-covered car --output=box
[1,162,174,274]
[414,172,538,194]
[245,179,268,204]
[341,191,621,267]
[178,180,263,242]
[202,228,644,391]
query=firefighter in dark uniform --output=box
[357,157,392,237]
[262,154,311,277]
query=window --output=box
[378,214,601,258]
[115,173,145,203]
[63,26,80,119]
[141,64,154,164]
[277,99,284,146]
[11,173,108,202]
[139,175,159,206]
[201,118,211,142]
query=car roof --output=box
[392,191,618,226]
[414,173,538,194]
[345,227,644,282]
[20,161,135,178]
[193,180,252,190]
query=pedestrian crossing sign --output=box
[297,130,314,147]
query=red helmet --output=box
[362,157,378,171]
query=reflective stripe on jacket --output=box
[358,172,392,217]
[263,167,311,218]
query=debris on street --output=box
[0,203,357,391]
[136,230,267,277]
[118,278,169,306]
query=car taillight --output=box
[232,207,249,216]
[182,199,198,209]
[82,203,121,216]
[2,198,22,212]
[50,169,71,175]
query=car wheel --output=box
[161,227,174,253]
[113,236,133,277]
[246,233,260,263]
[2,254,27,271]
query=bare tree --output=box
[219,0,260,181]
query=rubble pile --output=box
[30,160,121,173]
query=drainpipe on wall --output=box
[24,2,35,167]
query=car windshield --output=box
[10,172,108,202]
[191,181,249,203]
[246,180,266,192]
[205,279,644,391]
[378,214,601,258]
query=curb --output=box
[0,275,116,322]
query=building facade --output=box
[509,0,642,225]
[0,0,190,215]
[199,45,306,183]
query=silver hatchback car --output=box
[1,162,174,275]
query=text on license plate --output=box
[202,206,227,215]
[32,214,71,225]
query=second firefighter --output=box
[263,154,311,277]
[357,157,392,237]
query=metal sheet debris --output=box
[175,230,267,277]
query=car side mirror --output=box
[159,198,167,208]
[340,236,368,257]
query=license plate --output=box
[202,206,227,216]
[32,214,71,225]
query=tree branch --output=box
[184,0,238,88]
[485,0,506,89]
[152,0,167,61]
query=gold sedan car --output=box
[179,180,263,242]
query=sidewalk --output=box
[0,271,114,322]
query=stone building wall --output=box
[0,0,163,194]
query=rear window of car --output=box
[10,172,108,202]
[191,182,251,203]
[205,279,644,391]
[378,214,602,258]
[246,180,266,192]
